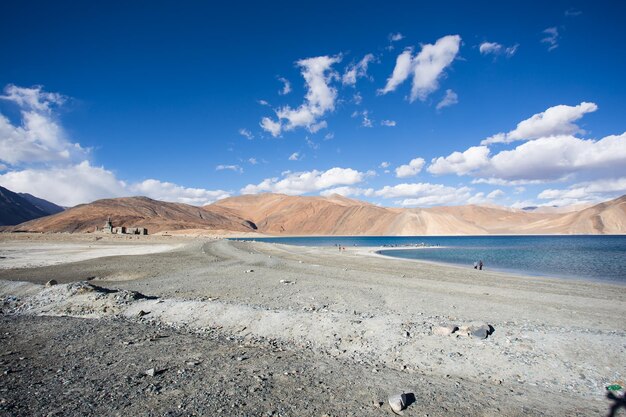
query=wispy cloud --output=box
[278,77,291,95]
[238,128,254,140]
[436,89,458,110]
[216,164,243,173]
[479,41,518,57]
[541,27,559,51]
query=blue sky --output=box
[1,1,625,208]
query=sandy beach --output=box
[0,233,625,416]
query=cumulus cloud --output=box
[278,77,292,95]
[428,146,491,176]
[215,164,243,173]
[375,182,473,206]
[0,161,232,207]
[342,54,375,86]
[261,55,342,137]
[541,27,559,51]
[240,167,368,195]
[396,157,425,178]
[479,41,518,57]
[320,186,374,197]
[537,177,626,206]
[380,120,396,127]
[130,179,230,206]
[260,117,281,137]
[379,35,461,102]
[485,133,626,181]
[0,84,87,166]
[238,128,254,140]
[0,161,125,207]
[436,89,458,110]
[482,102,598,145]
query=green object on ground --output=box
[606,384,623,391]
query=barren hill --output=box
[6,193,626,235]
[9,196,257,234]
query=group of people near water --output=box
[473,260,484,270]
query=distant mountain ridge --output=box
[7,192,626,235]
[0,186,64,226]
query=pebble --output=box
[145,368,156,377]
[432,325,458,336]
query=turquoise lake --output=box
[231,235,626,283]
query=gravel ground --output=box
[0,234,624,416]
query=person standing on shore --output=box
[479,260,483,270]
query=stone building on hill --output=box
[98,217,147,235]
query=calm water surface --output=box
[231,235,626,283]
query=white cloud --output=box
[0,84,65,113]
[472,178,546,186]
[479,41,518,57]
[215,164,243,173]
[241,167,368,195]
[362,111,373,128]
[248,157,258,165]
[260,117,282,137]
[288,152,301,161]
[436,89,458,110]
[261,55,341,136]
[379,35,461,102]
[375,182,473,206]
[0,161,232,207]
[428,146,491,176]
[320,186,374,197]
[482,102,598,145]
[378,49,413,95]
[379,161,390,168]
[396,157,425,178]
[381,120,396,127]
[342,54,375,86]
[278,77,292,95]
[130,179,230,206]
[258,99,270,106]
[486,189,505,199]
[324,132,334,140]
[565,8,582,17]
[309,120,327,133]
[434,132,626,183]
[306,137,319,150]
[538,177,626,204]
[389,32,404,42]
[541,27,559,51]
[0,161,125,207]
[0,84,87,166]
[353,92,363,105]
[238,128,254,140]
[485,133,626,181]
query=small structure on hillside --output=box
[97,217,148,235]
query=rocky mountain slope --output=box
[0,186,64,226]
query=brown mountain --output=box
[7,193,626,235]
[8,196,256,234]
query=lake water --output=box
[231,235,626,283]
